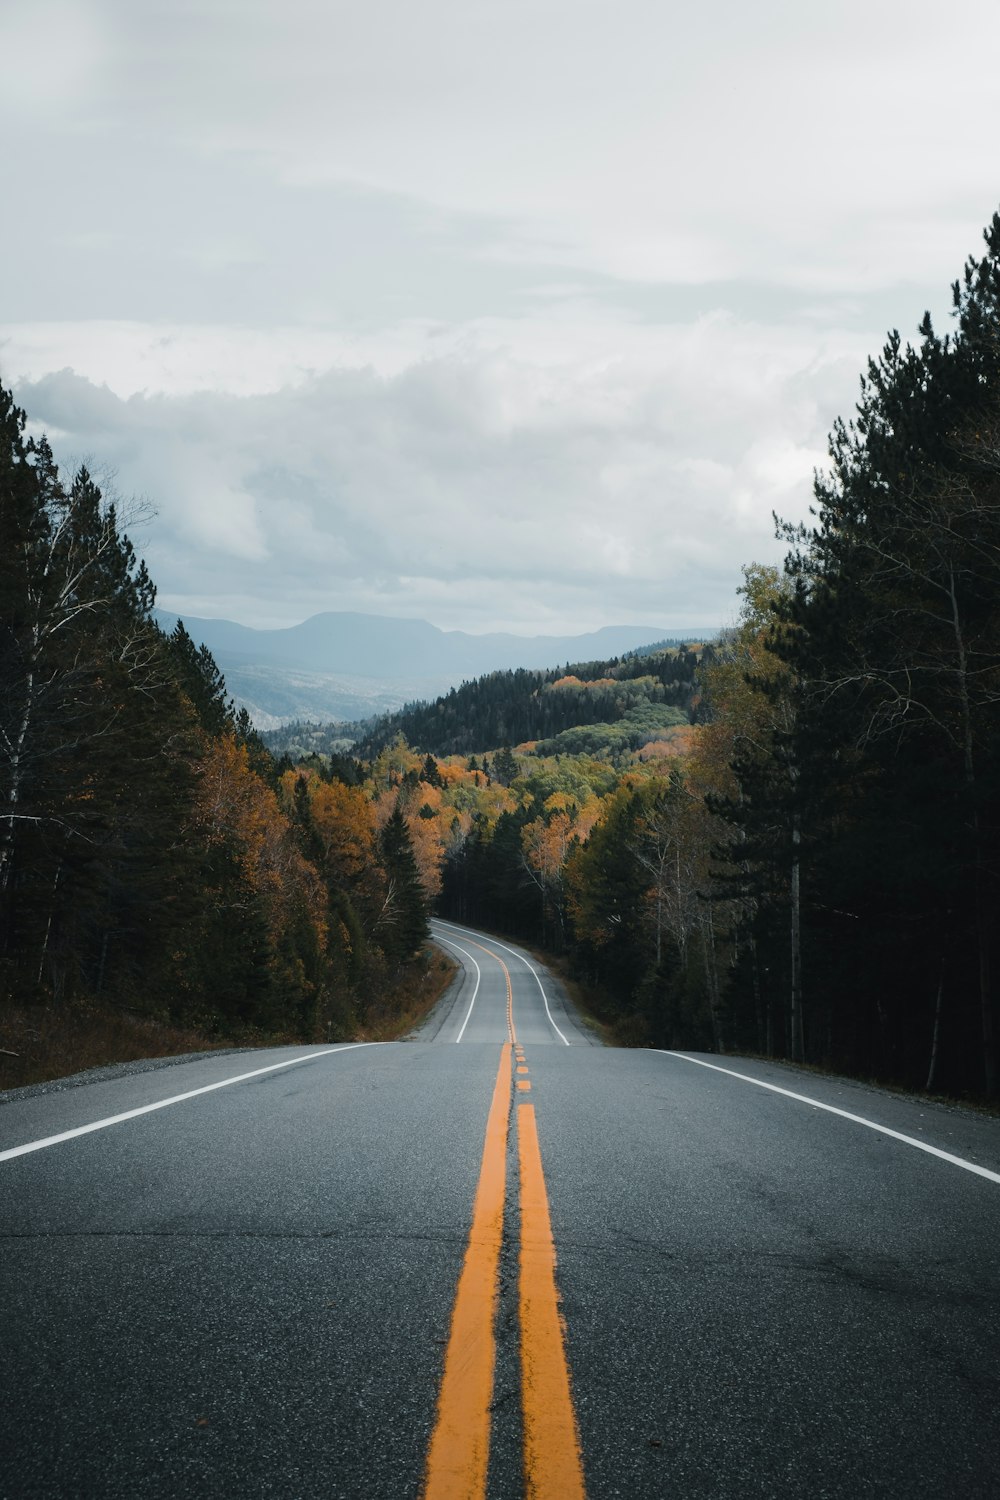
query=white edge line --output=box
[660,1051,1000,1187]
[433,935,481,1042]
[0,1043,376,1163]
[435,919,570,1046]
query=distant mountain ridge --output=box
[154,610,689,677]
[153,610,711,727]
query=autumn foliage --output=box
[0,386,435,1058]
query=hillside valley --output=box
[7,210,1000,1108]
[262,640,707,762]
[154,609,702,726]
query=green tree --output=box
[0,389,177,998]
[565,785,652,1008]
[377,805,428,964]
[164,621,231,736]
[492,745,519,786]
[420,753,443,787]
[771,211,1000,1094]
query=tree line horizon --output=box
[3,210,1000,1098]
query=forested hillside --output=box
[760,216,1000,1099]
[0,387,441,1082]
[426,213,1000,1101]
[263,642,704,762]
[5,212,1000,1103]
[360,647,704,756]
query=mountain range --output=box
[154,610,711,727]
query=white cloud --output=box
[8,302,869,631]
[3,0,998,637]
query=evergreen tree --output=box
[769,211,1000,1094]
[565,787,652,1006]
[164,622,231,735]
[0,392,180,999]
[420,753,442,787]
[378,805,428,963]
[492,745,518,786]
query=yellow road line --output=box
[489,949,516,1045]
[422,1043,513,1500]
[518,1102,587,1500]
[424,1030,587,1496]
[458,936,519,1044]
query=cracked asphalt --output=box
[2,922,1000,1497]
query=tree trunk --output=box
[35,858,63,988]
[926,960,944,1093]
[0,661,36,897]
[789,816,804,1063]
[749,929,764,1054]
[947,566,995,1096]
[700,905,724,1053]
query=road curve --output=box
[2,924,1000,1497]
[421,918,599,1046]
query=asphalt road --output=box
[2,919,999,1498]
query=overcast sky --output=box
[2,0,999,635]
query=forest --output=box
[0,397,438,1082]
[3,211,1000,1100]
[264,640,703,763]
[351,643,703,757]
[427,214,1000,1101]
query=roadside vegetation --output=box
[0,392,450,1087]
[431,215,1000,1102]
[455,215,1000,1102]
[4,212,1000,1100]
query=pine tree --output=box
[420,753,442,787]
[0,389,178,998]
[492,745,518,786]
[771,212,1000,1094]
[164,622,231,735]
[377,805,428,964]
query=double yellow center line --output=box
[517,1095,586,1499]
[422,1030,586,1498]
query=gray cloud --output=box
[13,301,861,631]
[2,0,997,633]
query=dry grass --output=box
[0,948,470,1093]
[536,961,618,1045]
[0,950,458,1091]
[356,948,458,1042]
[0,1000,232,1091]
